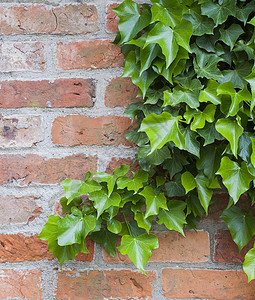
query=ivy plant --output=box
[39,0,255,281]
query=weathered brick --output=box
[106,3,119,33]
[214,230,255,264]
[0,234,53,262]
[106,157,140,177]
[0,115,41,148]
[0,154,97,185]
[105,77,140,107]
[0,42,45,72]
[74,237,94,262]
[52,115,133,147]
[0,269,42,299]
[0,4,99,34]
[56,269,156,300]
[104,231,210,263]
[0,79,95,108]
[0,195,41,225]
[56,40,123,70]
[162,268,255,299]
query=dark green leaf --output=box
[90,228,117,257]
[219,24,244,50]
[165,173,186,197]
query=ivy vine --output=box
[39,0,255,281]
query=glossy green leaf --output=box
[138,145,171,166]
[215,118,243,157]
[165,86,200,109]
[117,169,149,192]
[197,122,224,146]
[221,206,255,251]
[90,228,117,257]
[60,197,82,215]
[165,173,186,197]
[107,219,122,234]
[199,80,221,105]
[140,44,161,74]
[118,233,158,273]
[163,149,189,179]
[195,172,213,214]
[251,137,255,167]
[134,212,153,233]
[219,24,244,50]
[139,112,185,153]
[173,19,193,52]
[243,245,255,282]
[217,156,254,204]
[181,127,200,157]
[181,171,196,194]
[245,68,255,112]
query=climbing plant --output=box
[39,0,255,281]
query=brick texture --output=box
[56,269,156,300]
[0,42,45,72]
[0,154,97,185]
[106,157,140,177]
[0,269,42,299]
[52,115,134,146]
[105,77,140,107]
[0,79,95,108]
[56,40,123,70]
[106,3,119,33]
[214,230,255,263]
[162,268,255,299]
[0,195,41,225]
[0,115,41,148]
[104,231,210,263]
[0,4,99,34]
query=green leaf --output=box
[243,245,255,282]
[61,179,101,204]
[245,68,255,112]
[89,190,121,218]
[60,197,82,215]
[217,156,254,204]
[248,16,255,26]
[181,171,196,194]
[144,22,179,68]
[164,87,200,109]
[195,172,213,214]
[140,44,161,74]
[165,173,186,197]
[221,206,255,251]
[57,214,96,246]
[112,0,151,44]
[215,118,243,157]
[107,219,122,234]
[173,19,193,52]
[139,112,185,153]
[117,169,149,192]
[140,186,168,218]
[118,233,158,273]
[197,122,224,146]
[199,80,221,105]
[163,149,189,179]
[134,212,153,233]
[186,193,205,218]
[219,24,244,50]
[157,200,187,236]
[151,0,183,28]
[236,0,255,24]
[181,127,200,157]
[251,137,255,167]
[238,132,252,162]
[138,145,171,166]
[90,228,117,257]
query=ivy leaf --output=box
[165,173,186,197]
[217,156,254,204]
[249,16,255,26]
[157,200,187,236]
[200,0,236,26]
[195,172,213,214]
[89,190,121,218]
[163,149,189,179]
[173,19,193,52]
[236,0,255,24]
[181,127,200,157]
[238,132,252,162]
[245,68,255,112]
[150,0,183,28]
[251,137,255,167]
[57,214,96,246]
[215,118,243,157]
[221,206,255,251]
[139,186,168,218]
[60,197,82,215]
[144,22,179,68]
[138,145,171,166]
[219,24,244,50]
[139,112,185,153]
[118,233,159,273]
[117,170,149,193]
[90,228,117,257]
[126,129,149,146]
[134,212,153,233]
[107,219,122,234]
[186,194,205,218]
[199,79,221,105]
[243,245,255,282]
[112,0,151,44]
[165,86,200,109]
[181,171,196,194]
[140,44,161,74]
[61,179,101,205]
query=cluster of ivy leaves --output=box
[39,0,255,280]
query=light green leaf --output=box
[144,22,179,68]
[173,19,193,52]
[199,80,221,105]
[245,68,255,112]
[251,137,255,167]
[134,212,154,233]
[90,228,117,257]
[195,172,213,214]
[139,112,185,153]
[140,186,168,218]
[118,233,159,273]
[219,24,244,50]
[157,200,187,236]
[117,169,149,193]
[221,207,255,251]
[243,245,255,282]
[215,118,243,157]
[107,219,122,234]
[181,171,196,194]
[217,156,254,204]
[248,16,255,26]
[181,127,200,157]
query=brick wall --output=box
[0,1,254,299]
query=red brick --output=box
[0,79,95,108]
[0,154,97,185]
[0,4,99,34]
[106,157,140,177]
[0,42,45,72]
[75,237,94,262]
[105,77,140,107]
[52,115,133,147]
[56,269,156,299]
[162,268,255,299]
[106,4,119,33]
[0,115,41,148]
[0,234,53,262]
[214,230,255,263]
[0,195,41,225]
[56,40,123,70]
[0,269,42,299]
[104,231,210,263]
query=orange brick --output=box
[106,3,119,33]
[162,268,255,299]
